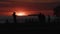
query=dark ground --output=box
[0,23,60,34]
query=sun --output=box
[16,12,27,16]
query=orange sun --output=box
[16,12,27,16]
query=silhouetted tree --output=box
[12,12,17,24]
[54,5,60,17]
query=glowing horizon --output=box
[16,11,28,16]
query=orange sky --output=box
[0,0,60,16]
[0,8,54,16]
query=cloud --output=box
[0,0,60,3]
[8,0,60,3]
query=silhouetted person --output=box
[38,13,43,24]
[41,14,45,24]
[12,12,17,24]
[48,15,50,24]
[53,5,60,24]
[38,13,46,24]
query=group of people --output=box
[37,13,46,24]
[5,5,60,24]
[5,12,51,24]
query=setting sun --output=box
[16,12,28,16]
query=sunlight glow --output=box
[16,12,27,16]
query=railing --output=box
[0,16,60,24]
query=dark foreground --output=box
[0,23,60,34]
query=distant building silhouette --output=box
[12,12,17,24]
[28,14,39,16]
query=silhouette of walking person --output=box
[12,12,17,24]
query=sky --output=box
[0,0,60,16]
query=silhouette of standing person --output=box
[42,14,45,24]
[12,12,17,24]
[38,13,42,24]
[48,15,50,24]
[54,5,60,24]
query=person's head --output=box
[13,12,16,13]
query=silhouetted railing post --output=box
[5,19,9,24]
